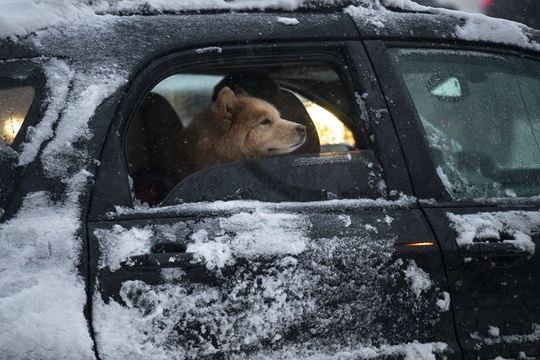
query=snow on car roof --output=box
[5,0,351,39]
[3,0,540,53]
[345,1,540,52]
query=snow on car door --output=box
[88,199,456,359]
[87,39,458,359]
[385,47,540,359]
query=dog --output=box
[158,86,307,189]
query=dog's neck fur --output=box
[187,105,252,167]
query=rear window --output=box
[149,71,355,152]
[389,49,540,199]
[0,84,37,208]
[1,86,35,146]
[124,61,371,206]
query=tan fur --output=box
[158,87,306,188]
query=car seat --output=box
[126,92,183,206]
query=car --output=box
[484,0,540,29]
[1,1,540,359]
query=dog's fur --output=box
[159,86,306,188]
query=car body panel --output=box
[368,38,540,358]
[86,27,459,356]
[2,4,540,360]
[89,201,457,359]
[425,206,540,358]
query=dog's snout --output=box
[296,124,306,134]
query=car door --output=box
[370,41,540,359]
[87,38,459,359]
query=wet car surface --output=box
[1,1,540,359]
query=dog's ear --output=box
[234,87,250,98]
[214,87,237,128]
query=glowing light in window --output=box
[0,86,34,146]
[2,114,24,145]
[304,101,354,147]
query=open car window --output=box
[125,60,376,206]
[389,49,540,200]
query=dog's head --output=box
[213,86,306,157]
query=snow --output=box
[277,16,300,25]
[239,341,449,359]
[113,195,417,217]
[95,225,153,272]
[292,153,352,166]
[0,186,95,359]
[454,13,540,52]
[40,66,127,178]
[93,210,450,359]
[188,211,309,269]
[2,0,539,55]
[0,0,329,40]
[488,326,500,337]
[338,214,352,227]
[470,324,540,348]
[0,0,95,39]
[195,47,223,54]
[344,1,540,52]
[403,260,433,297]
[1,53,127,359]
[447,211,539,255]
[18,59,74,166]
[436,291,451,312]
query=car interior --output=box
[125,62,363,206]
[0,86,35,147]
[389,48,540,199]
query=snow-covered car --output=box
[1,1,540,359]
[484,0,540,29]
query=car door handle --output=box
[476,241,530,255]
[121,252,200,271]
[461,240,532,268]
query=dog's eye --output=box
[261,118,271,125]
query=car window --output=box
[148,71,355,152]
[0,84,37,208]
[1,86,35,146]
[125,61,370,206]
[388,49,540,200]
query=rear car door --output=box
[372,42,540,359]
[87,14,458,359]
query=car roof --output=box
[1,12,353,64]
[1,3,540,66]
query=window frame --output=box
[388,48,540,200]
[117,42,383,207]
[118,42,368,150]
[367,39,540,205]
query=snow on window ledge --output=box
[447,211,539,255]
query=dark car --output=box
[1,1,540,359]
[484,0,540,29]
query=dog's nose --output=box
[296,125,306,134]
